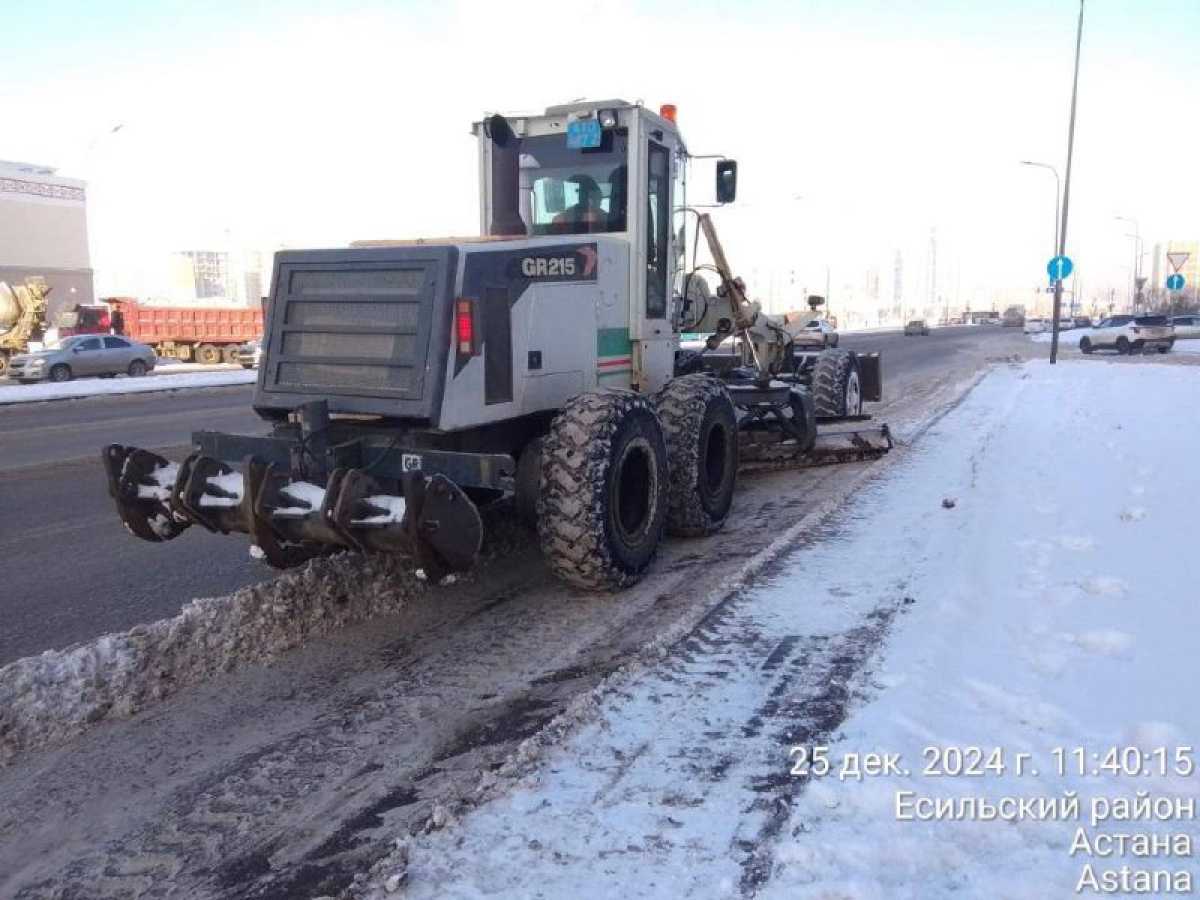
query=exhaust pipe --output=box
[102,445,484,578]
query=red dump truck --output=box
[100,298,264,364]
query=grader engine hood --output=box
[254,239,607,427]
[254,245,459,421]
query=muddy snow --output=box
[358,359,1200,899]
[0,552,426,765]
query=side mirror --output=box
[715,160,738,204]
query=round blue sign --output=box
[1047,255,1074,280]
[1167,273,1185,291]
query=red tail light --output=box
[456,299,476,355]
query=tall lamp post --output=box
[1114,214,1141,311]
[1049,0,1086,365]
[1019,161,1061,264]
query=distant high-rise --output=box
[892,250,903,320]
[179,251,229,299]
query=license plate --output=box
[401,453,423,472]
[566,119,602,149]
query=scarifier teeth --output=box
[102,444,190,543]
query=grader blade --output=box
[738,423,893,468]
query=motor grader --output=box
[104,100,890,590]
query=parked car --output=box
[799,318,839,348]
[1170,314,1200,339]
[986,315,1001,325]
[1057,317,1074,331]
[236,339,263,369]
[1023,318,1048,334]
[1079,315,1174,355]
[1073,315,1093,328]
[904,319,930,336]
[6,334,157,383]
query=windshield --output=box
[517,131,629,236]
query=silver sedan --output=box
[7,334,157,383]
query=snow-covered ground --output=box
[0,367,256,404]
[377,359,1200,899]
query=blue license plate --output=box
[566,119,602,149]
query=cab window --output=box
[520,131,629,236]
[646,141,669,319]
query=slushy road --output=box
[0,326,1030,665]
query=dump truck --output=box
[0,278,50,377]
[104,100,890,589]
[100,298,264,364]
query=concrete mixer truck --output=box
[0,278,50,377]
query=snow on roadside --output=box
[365,359,1200,899]
[0,552,426,766]
[0,368,256,404]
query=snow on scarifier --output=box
[0,553,427,767]
[368,360,1200,899]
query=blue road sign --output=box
[1047,255,1074,281]
[1167,273,1185,291]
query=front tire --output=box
[127,359,147,377]
[655,374,738,537]
[1116,336,1130,355]
[539,391,668,590]
[49,364,72,383]
[1079,336,1093,354]
[812,350,863,418]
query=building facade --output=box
[0,160,93,320]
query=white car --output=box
[1170,315,1200,339]
[1023,318,1048,334]
[800,318,839,348]
[1079,315,1175,355]
[1057,318,1074,331]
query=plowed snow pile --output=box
[0,552,424,764]
[364,359,1200,899]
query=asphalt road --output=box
[0,326,1029,665]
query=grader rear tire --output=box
[812,350,863,418]
[538,390,668,591]
[655,374,738,537]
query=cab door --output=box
[633,136,676,392]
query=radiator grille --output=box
[267,256,446,405]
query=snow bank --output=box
[0,368,256,405]
[369,360,1200,898]
[0,552,426,766]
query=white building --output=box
[0,160,93,319]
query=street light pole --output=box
[1050,0,1086,365]
[1115,215,1141,310]
[1019,161,1061,263]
